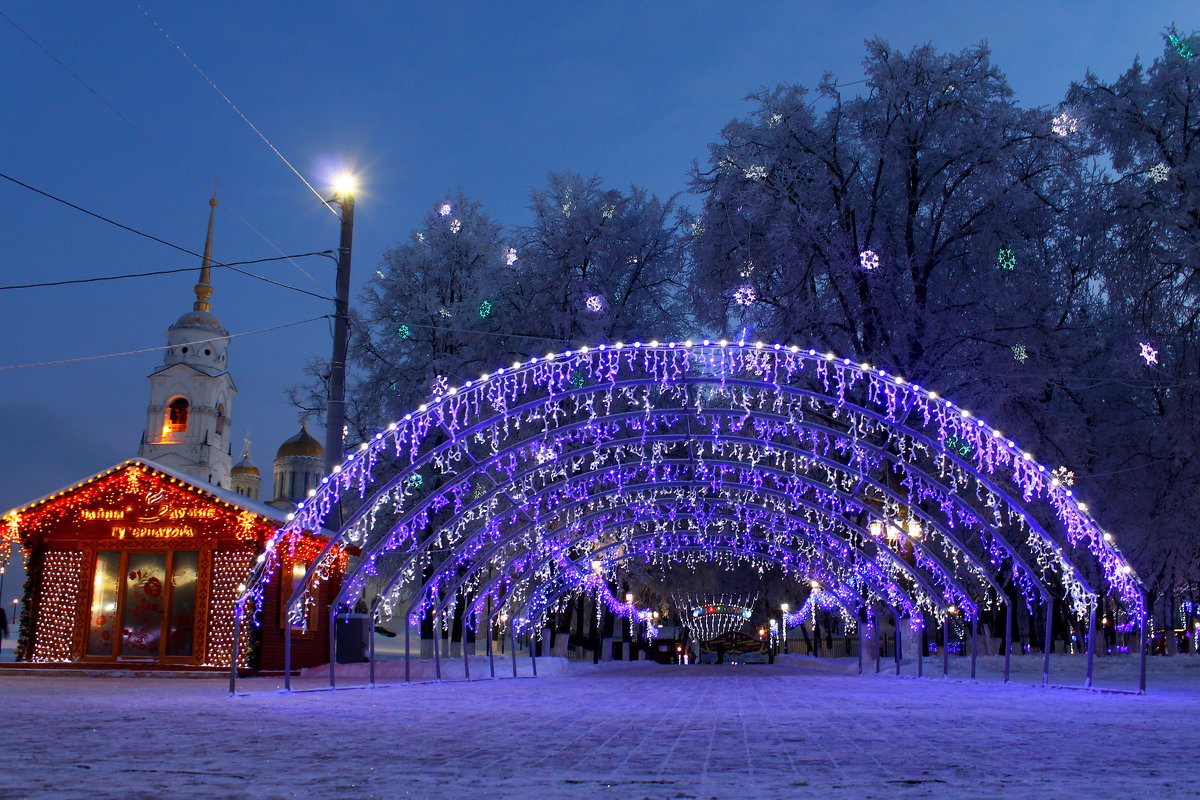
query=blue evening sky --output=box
[0,1,1191,603]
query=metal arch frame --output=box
[332,412,1063,619]
[419,504,947,628]
[339,430,1050,629]
[275,373,1122,621]
[393,480,987,629]
[233,343,1144,694]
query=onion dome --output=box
[232,446,260,477]
[276,422,324,460]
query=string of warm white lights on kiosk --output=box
[1,460,344,671]
[231,340,1149,691]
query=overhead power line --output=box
[0,251,333,292]
[0,7,320,282]
[0,315,331,371]
[0,171,335,301]
[130,1,337,217]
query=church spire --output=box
[193,183,218,312]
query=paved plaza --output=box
[2,657,1195,799]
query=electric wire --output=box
[0,171,334,302]
[0,251,333,291]
[0,315,331,371]
[131,0,337,217]
[0,7,320,282]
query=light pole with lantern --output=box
[323,173,357,476]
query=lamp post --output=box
[780,602,790,656]
[323,174,357,476]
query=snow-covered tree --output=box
[506,172,691,346]
[690,39,1079,422]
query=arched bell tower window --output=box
[166,396,190,432]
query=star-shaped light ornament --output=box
[1051,112,1079,137]
[1140,342,1158,366]
[1050,466,1075,487]
[733,284,757,307]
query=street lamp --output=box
[323,173,357,476]
[780,602,790,656]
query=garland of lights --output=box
[240,342,1145,641]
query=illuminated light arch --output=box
[236,342,1146,687]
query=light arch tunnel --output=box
[233,341,1148,691]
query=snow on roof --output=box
[6,457,327,534]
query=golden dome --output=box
[276,422,324,460]
[231,460,260,476]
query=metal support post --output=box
[1085,601,1096,689]
[1042,599,1053,687]
[369,598,379,689]
[487,615,495,679]
[404,611,412,684]
[1138,614,1148,694]
[433,611,442,681]
[970,616,978,681]
[1004,601,1012,684]
[284,616,292,692]
[329,606,337,690]
[857,618,863,675]
[942,618,950,679]
[511,626,518,677]
[530,632,538,677]
[228,609,242,696]
[463,619,471,680]
[894,612,901,676]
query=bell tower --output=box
[138,189,237,488]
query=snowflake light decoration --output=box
[479,300,493,318]
[407,474,423,488]
[1051,466,1075,487]
[569,370,586,388]
[997,248,1017,271]
[585,294,605,313]
[1012,344,1028,363]
[602,205,615,219]
[432,375,449,396]
[1148,163,1170,184]
[534,444,556,464]
[414,232,425,243]
[1051,112,1078,137]
[692,218,705,237]
[733,284,757,307]
[859,250,880,271]
[438,203,452,217]
[449,218,462,234]
[438,307,451,319]
[744,165,767,181]
[505,247,518,266]
[561,202,573,218]
[768,113,783,128]
[1169,32,1196,59]
[396,324,411,339]
[1139,342,1158,365]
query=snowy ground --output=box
[2,650,1199,799]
